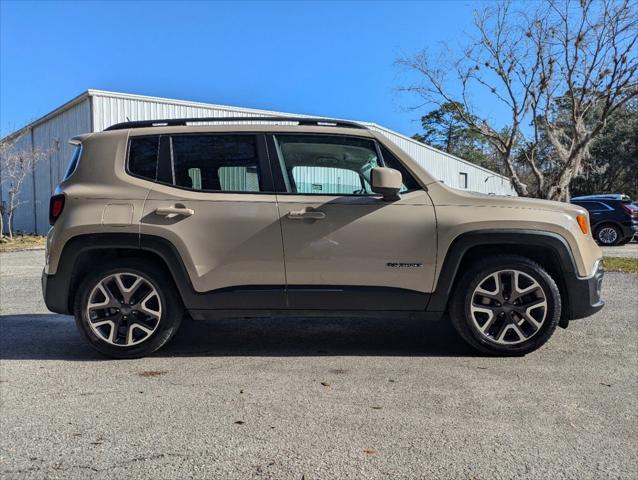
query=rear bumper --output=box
[42,270,71,315]
[621,221,638,239]
[564,260,604,320]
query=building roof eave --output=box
[1,90,91,143]
[1,89,512,185]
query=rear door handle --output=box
[154,206,194,217]
[287,209,326,220]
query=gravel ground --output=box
[1,250,637,479]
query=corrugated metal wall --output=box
[368,125,514,195]
[1,98,91,234]
[32,99,91,233]
[2,91,515,234]
[91,92,284,132]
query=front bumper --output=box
[564,260,604,320]
[621,221,638,239]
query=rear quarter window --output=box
[62,145,82,180]
[128,136,160,181]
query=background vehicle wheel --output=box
[74,260,183,358]
[449,255,561,356]
[595,224,622,246]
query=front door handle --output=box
[287,209,326,220]
[154,206,194,217]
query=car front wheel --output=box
[449,255,561,356]
[73,260,183,358]
[595,224,622,246]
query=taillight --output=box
[49,194,65,225]
[620,203,637,218]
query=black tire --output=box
[449,255,561,356]
[73,259,183,359]
[594,223,622,246]
[617,238,631,246]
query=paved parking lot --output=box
[602,242,638,258]
[1,250,637,479]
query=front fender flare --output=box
[426,229,578,312]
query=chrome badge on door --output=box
[386,262,423,268]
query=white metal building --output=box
[1,89,515,234]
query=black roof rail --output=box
[104,116,367,131]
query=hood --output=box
[428,183,587,215]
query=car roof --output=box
[104,116,367,131]
[571,194,631,201]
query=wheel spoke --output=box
[475,273,502,299]
[126,323,154,346]
[87,282,119,311]
[508,323,526,342]
[114,274,143,304]
[522,300,547,328]
[110,313,124,343]
[90,319,115,342]
[91,319,113,329]
[137,291,161,319]
[470,306,496,332]
[512,272,540,299]
[519,309,542,329]
[495,321,510,342]
[519,297,546,309]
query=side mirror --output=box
[371,167,402,201]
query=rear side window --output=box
[128,136,160,180]
[171,135,262,192]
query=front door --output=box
[137,132,286,310]
[267,133,437,310]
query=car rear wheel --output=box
[595,224,622,246]
[74,260,183,358]
[449,255,561,356]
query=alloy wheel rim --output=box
[86,273,162,346]
[598,227,617,244]
[470,269,547,345]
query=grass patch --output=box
[0,235,47,252]
[603,256,638,273]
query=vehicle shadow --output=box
[0,313,478,360]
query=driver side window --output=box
[274,135,379,195]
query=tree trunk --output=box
[7,193,15,240]
[446,125,453,153]
[7,211,13,240]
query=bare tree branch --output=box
[397,0,638,200]
[0,134,49,239]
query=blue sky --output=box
[1,0,490,138]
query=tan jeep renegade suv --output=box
[42,117,604,358]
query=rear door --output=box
[267,133,437,310]
[136,133,286,310]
